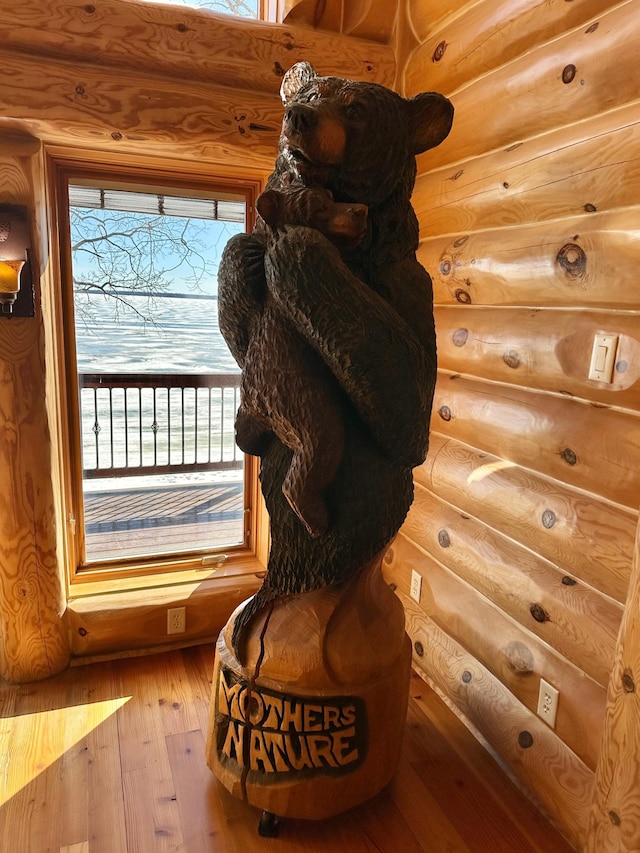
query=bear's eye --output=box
[344,102,366,122]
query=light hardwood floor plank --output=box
[0,646,575,852]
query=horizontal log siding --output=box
[0,0,394,166]
[397,0,640,847]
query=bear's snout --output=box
[282,103,346,167]
[285,103,319,135]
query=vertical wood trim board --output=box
[587,511,640,851]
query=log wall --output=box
[394,0,640,849]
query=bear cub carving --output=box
[234,185,368,537]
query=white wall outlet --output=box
[537,678,559,728]
[167,606,186,635]
[410,569,422,603]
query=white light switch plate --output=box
[588,333,618,383]
[410,569,422,603]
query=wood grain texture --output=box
[1,0,394,94]
[403,485,621,689]
[0,147,69,683]
[0,645,573,852]
[399,0,640,845]
[406,0,640,169]
[421,207,640,310]
[283,0,398,43]
[414,106,640,235]
[417,433,635,604]
[0,48,279,168]
[434,306,640,408]
[587,513,640,851]
[406,0,470,41]
[66,571,262,659]
[397,591,593,850]
[406,0,620,95]
[343,1,398,43]
[385,534,607,768]
[208,557,412,820]
[431,375,640,511]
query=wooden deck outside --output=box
[83,480,245,561]
[0,645,576,852]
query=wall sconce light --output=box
[0,204,34,318]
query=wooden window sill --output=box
[65,556,265,662]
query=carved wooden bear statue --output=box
[217,62,454,660]
[232,185,368,539]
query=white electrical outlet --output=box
[537,678,559,728]
[167,606,186,635]
[410,569,422,603]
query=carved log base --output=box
[206,553,412,821]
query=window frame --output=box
[47,149,267,592]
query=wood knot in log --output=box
[414,641,424,657]
[560,447,577,465]
[452,328,468,347]
[622,670,636,693]
[518,731,534,749]
[505,641,535,674]
[432,41,447,62]
[556,243,586,278]
[503,350,520,369]
[438,529,451,548]
[562,64,577,84]
[529,603,549,623]
[541,509,556,528]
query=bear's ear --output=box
[406,92,454,155]
[256,190,281,227]
[280,62,318,105]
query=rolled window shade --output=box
[68,186,245,223]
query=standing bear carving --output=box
[217,62,454,660]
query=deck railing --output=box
[79,372,243,478]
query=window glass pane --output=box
[69,184,246,564]
[137,0,259,16]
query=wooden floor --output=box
[0,646,575,853]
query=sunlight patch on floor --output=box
[0,696,130,805]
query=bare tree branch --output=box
[70,207,226,329]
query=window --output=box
[53,162,260,580]
[137,0,260,17]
